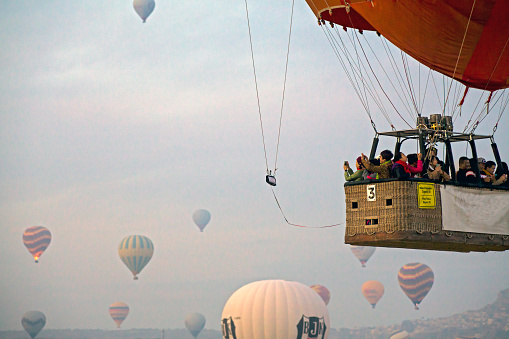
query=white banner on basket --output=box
[440,185,509,235]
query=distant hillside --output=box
[333,288,509,339]
[2,289,508,339]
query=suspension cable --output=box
[443,0,477,115]
[320,24,376,127]
[401,52,420,119]
[493,90,509,135]
[274,0,295,174]
[349,29,413,128]
[271,188,344,228]
[331,25,392,130]
[243,0,268,173]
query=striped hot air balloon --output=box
[109,302,129,328]
[310,284,331,305]
[398,263,434,310]
[361,280,384,308]
[350,246,376,267]
[118,235,154,280]
[23,226,51,263]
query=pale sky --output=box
[1,0,508,333]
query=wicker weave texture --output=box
[345,181,442,236]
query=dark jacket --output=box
[392,162,410,179]
[456,168,477,183]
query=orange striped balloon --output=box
[361,280,384,308]
[398,263,434,310]
[109,302,129,328]
[23,226,51,263]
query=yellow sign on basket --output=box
[418,182,436,209]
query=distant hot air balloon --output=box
[109,302,129,328]
[310,284,331,305]
[118,235,154,280]
[398,263,434,310]
[350,246,376,267]
[192,209,211,232]
[185,312,206,338]
[23,226,51,263]
[361,280,384,309]
[21,311,46,339]
[133,0,155,23]
[221,280,330,339]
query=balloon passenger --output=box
[456,157,477,184]
[391,152,411,179]
[484,161,508,186]
[425,156,451,182]
[407,153,423,178]
[360,150,393,179]
[495,162,509,187]
[343,156,368,181]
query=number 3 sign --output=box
[367,185,376,201]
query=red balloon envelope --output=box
[306,0,509,91]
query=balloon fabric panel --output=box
[118,235,154,279]
[305,0,509,90]
[23,226,51,262]
[398,263,434,307]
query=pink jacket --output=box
[408,160,423,177]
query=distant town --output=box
[3,289,508,339]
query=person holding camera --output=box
[343,156,366,182]
[425,155,451,182]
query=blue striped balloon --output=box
[118,235,154,280]
[398,263,434,310]
[23,226,52,263]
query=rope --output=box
[274,0,295,174]
[493,90,509,134]
[401,52,420,119]
[419,69,432,115]
[320,25,377,129]
[243,0,269,173]
[346,22,413,128]
[271,188,344,228]
[443,0,477,115]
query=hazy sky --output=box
[1,0,508,333]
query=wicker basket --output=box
[344,180,509,252]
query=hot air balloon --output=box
[23,226,51,263]
[21,311,46,339]
[109,302,129,328]
[305,0,509,91]
[221,280,329,339]
[192,209,211,232]
[310,284,331,305]
[398,263,434,310]
[302,0,509,253]
[350,246,376,267]
[361,280,384,309]
[118,235,154,280]
[185,312,206,338]
[133,0,155,23]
